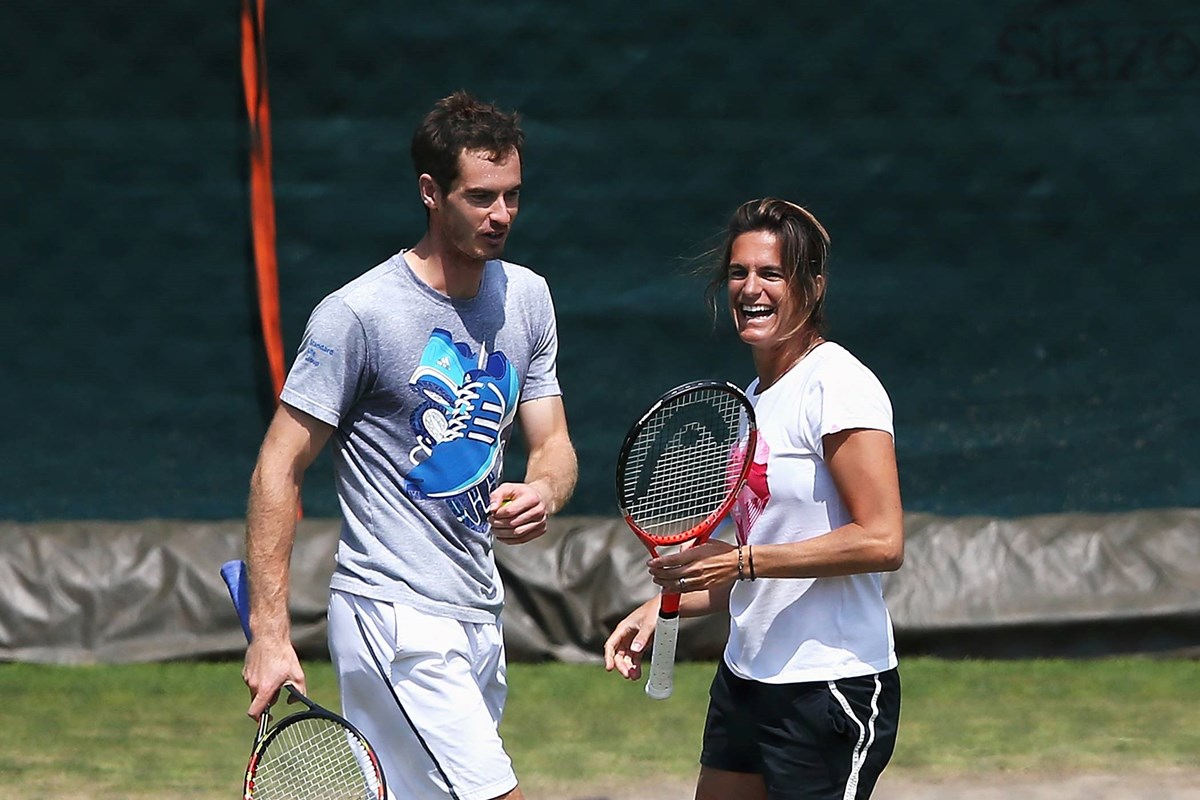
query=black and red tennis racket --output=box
[220,559,387,800]
[615,380,757,699]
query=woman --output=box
[604,198,904,800]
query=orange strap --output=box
[240,0,286,400]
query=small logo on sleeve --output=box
[302,338,336,367]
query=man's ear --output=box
[418,173,440,210]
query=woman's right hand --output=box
[602,596,661,681]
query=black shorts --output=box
[700,661,901,800]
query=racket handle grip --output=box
[220,559,252,642]
[644,611,680,700]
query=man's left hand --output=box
[488,482,550,544]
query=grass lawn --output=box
[0,656,1196,798]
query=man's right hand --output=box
[242,636,307,721]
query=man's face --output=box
[431,147,522,263]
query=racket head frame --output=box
[614,379,758,554]
[245,685,387,800]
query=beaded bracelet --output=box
[736,544,746,580]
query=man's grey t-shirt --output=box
[280,252,561,623]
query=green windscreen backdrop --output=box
[3,1,1197,520]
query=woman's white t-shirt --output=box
[725,342,899,684]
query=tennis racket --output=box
[220,559,387,800]
[615,380,757,700]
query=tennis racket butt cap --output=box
[645,681,674,700]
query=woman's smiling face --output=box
[727,230,798,350]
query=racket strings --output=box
[252,716,382,800]
[623,389,748,539]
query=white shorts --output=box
[328,590,518,800]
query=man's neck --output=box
[406,235,486,299]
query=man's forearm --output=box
[244,466,301,643]
[525,434,578,515]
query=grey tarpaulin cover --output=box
[1,510,1198,665]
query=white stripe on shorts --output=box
[828,673,882,800]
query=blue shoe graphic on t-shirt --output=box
[409,328,476,407]
[406,351,519,499]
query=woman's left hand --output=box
[648,539,739,593]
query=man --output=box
[241,90,577,800]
